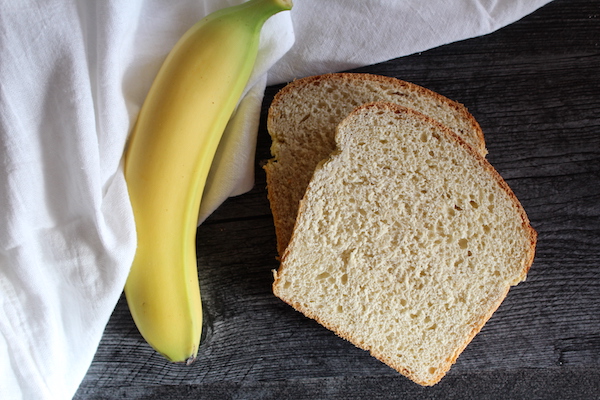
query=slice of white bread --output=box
[265,73,487,257]
[272,102,537,386]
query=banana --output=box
[123,0,293,364]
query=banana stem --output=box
[219,0,293,27]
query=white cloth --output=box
[0,0,552,398]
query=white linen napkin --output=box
[0,0,552,398]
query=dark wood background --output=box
[75,0,600,398]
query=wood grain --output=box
[76,0,600,397]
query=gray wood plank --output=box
[75,368,600,400]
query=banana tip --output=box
[186,355,197,366]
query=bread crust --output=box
[273,102,537,386]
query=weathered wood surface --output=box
[75,0,600,398]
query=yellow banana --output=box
[123,0,292,364]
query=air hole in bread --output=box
[386,90,407,97]
[341,273,348,285]
[316,271,330,280]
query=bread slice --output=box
[265,73,486,257]
[272,103,537,386]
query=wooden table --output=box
[75,0,600,398]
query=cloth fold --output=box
[0,0,552,398]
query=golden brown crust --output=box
[264,159,291,258]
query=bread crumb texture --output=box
[265,73,485,257]
[273,102,536,386]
